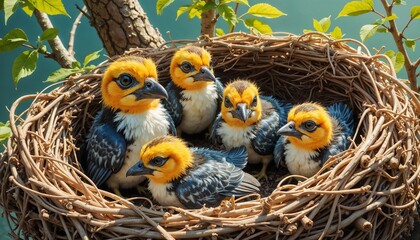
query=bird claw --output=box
[253,170,269,182]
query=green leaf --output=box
[337,1,373,18]
[383,13,397,22]
[231,0,249,6]
[176,6,190,20]
[376,27,388,33]
[0,0,4,10]
[40,28,59,41]
[247,3,286,18]
[243,18,272,34]
[12,50,38,87]
[188,6,202,19]
[218,5,238,26]
[330,26,343,39]
[0,28,28,52]
[384,50,404,73]
[313,16,331,33]
[404,39,416,51]
[201,1,216,12]
[83,49,102,67]
[303,29,313,34]
[216,28,225,37]
[4,0,19,24]
[71,61,81,69]
[156,0,174,15]
[45,68,76,82]
[393,51,404,73]
[362,0,374,7]
[410,6,420,19]
[20,0,35,16]
[360,24,378,41]
[0,122,12,143]
[395,0,406,5]
[31,0,69,16]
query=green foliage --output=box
[45,49,102,83]
[159,0,285,35]
[337,0,373,17]
[0,121,12,145]
[384,50,404,73]
[410,6,420,19]
[29,0,69,16]
[12,50,38,87]
[359,24,379,42]
[40,28,59,41]
[0,28,28,52]
[303,16,343,39]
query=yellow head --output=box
[277,102,333,151]
[101,56,168,113]
[169,46,216,90]
[126,136,193,184]
[221,79,262,127]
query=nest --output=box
[1,32,420,240]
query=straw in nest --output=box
[1,32,419,239]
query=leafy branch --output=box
[337,0,419,93]
[157,0,286,37]
[0,0,101,87]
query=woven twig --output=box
[1,32,419,239]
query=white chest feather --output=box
[107,106,170,189]
[179,84,218,134]
[148,182,183,207]
[284,143,321,177]
[216,123,264,163]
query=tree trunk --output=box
[83,0,166,56]
[201,0,216,37]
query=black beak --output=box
[133,78,168,100]
[192,66,216,82]
[231,103,251,122]
[126,161,154,177]
[277,121,303,139]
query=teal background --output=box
[0,0,419,238]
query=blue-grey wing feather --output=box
[209,113,223,146]
[163,82,183,126]
[83,116,126,187]
[252,96,291,155]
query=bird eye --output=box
[251,96,258,107]
[150,156,169,167]
[179,62,194,73]
[224,96,233,108]
[302,120,317,132]
[116,74,135,89]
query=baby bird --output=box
[126,136,260,209]
[80,56,176,196]
[274,102,355,178]
[210,79,291,181]
[164,45,223,135]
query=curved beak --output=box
[231,103,251,122]
[192,66,216,82]
[277,121,303,139]
[133,78,168,100]
[126,161,153,177]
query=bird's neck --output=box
[107,99,161,114]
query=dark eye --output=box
[251,96,257,107]
[180,62,194,73]
[302,120,317,132]
[116,74,135,88]
[224,96,233,108]
[150,156,169,167]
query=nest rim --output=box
[1,32,420,240]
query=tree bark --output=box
[83,0,166,56]
[201,0,216,37]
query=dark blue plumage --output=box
[82,108,127,187]
[252,96,292,155]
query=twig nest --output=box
[1,32,419,239]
